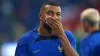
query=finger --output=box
[45,16,60,24]
[50,17,60,22]
[46,21,53,29]
[46,20,56,27]
[46,18,58,24]
[46,20,58,28]
[47,18,60,24]
[48,18,62,27]
[46,20,58,29]
[47,19,58,27]
[47,18,56,25]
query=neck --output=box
[37,23,54,37]
[89,25,99,33]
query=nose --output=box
[53,14,60,21]
[53,14,58,18]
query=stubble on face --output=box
[41,5,61,33]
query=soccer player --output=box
[80,8,100,56]
[15,1,78,56]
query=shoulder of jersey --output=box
[17,30,37,47]
[64,30,75,39]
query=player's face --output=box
[40,5,61,33]
[83,21,89,32]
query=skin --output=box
[38,5,78,56]
[82,21,99,33]
[82,21,90,32]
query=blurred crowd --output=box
[0,0,100,56]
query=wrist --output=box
[57,30,65,36]
[57,33,67,40]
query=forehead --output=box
[44,5,61,12]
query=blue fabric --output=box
[80,30,100,56]
[15,29,76,56]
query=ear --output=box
[38,13,42,20]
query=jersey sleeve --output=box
[64,30,76,50]
[15,35,28,56]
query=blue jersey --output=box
[80,30,100,56]
[15,29,76,56]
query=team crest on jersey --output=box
[58,46,63,52]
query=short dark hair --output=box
[83,17,98,26]
[40,1,60,13]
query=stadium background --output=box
[0,0,100,56]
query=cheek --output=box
[41,17,47,23]
[56,16,61,21]
[59,17,61,21]
[40,15,46,20]
[83,24,88,29]
[83,24,86,28]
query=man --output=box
[15,1,78,56]
[80,8,100,56]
